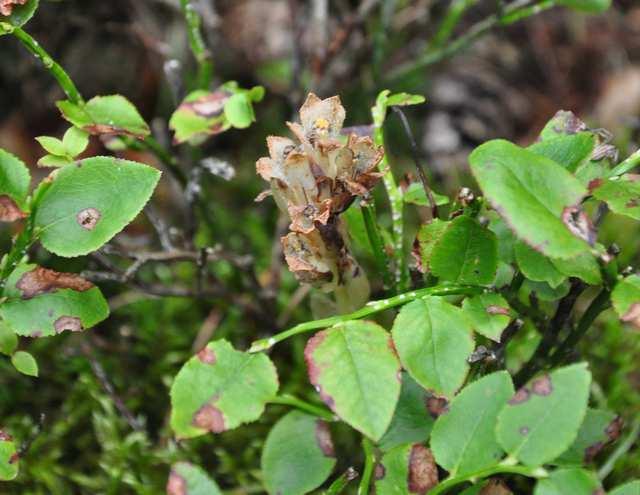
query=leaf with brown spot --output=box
[612,275,640,330]
[0,149,30,222]
[555,409,621,466]
[462,293,513,342]
[0,263,108,337]
[533,468,602,495]
[0,429,18,481]
[261,411,336,495]
[170,339,278,439]
[0,195,26,222]
[592,175,640,221]
[375,443,437,495]
[167,462,221,495]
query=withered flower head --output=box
[257,93,383,294]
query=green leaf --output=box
[392,297,474,398]
[556,0,610,13]
[0,263,109,337]
[305,320,401,440]
[555,408,620,466]
[611,274,640,329]
[533,468,601,495]
[0,430,18,481]
[403,183,449,207]
[469,140,591,259]
[261,411,336,495]
[11,350,38,377]
[168,462,222,495]
[224,93,255,129]
[0,0,38,30]
[35,136,67,157]
[462,293,512,342]
[374,443,438,495]
[0,321,17,355]
[522,279,571,302]
[170,339,278,439]
[430,216,498,285]
[379,373,434,452]
[0,148,30,220]
[539,111,587,140]
[169,90,230,144]
[372,90,425,127]
[386,93,426,107]
[592,175,640,221]
[514,241,566,288]
[37,154,74,168]
[609,480,640,495]
[33,156,160,257]
[528,133,595,173]
[62,127,90,157]
[57,95,150,139]
[551,252,602,285]
[496,363,591,467]
[416,219,449,274]
[431,371,514,476]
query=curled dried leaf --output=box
[16,266,94,299]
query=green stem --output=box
[361,203,393,290]
[268,394,335,422]
[430,0,479,50]
[324,468,359,495]
[387,0,555,82]
[608,149,640,177]
[11,27,83,104]
[357,437,375,495]
[429,461,548,495]
[249,284,483,352]
[141,136,188,186]
[597,415,640,481]
[179,0,213,89]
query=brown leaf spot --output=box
[166,469,187,495]
[0,430,12,442]
[77,207,101,230]
[184,91,229,118]
[621,303,640,329]
[315,420,335,457]
[54,316,83,334]
[196,347,216,365]
[486,305,510,316]
[9,452,19,464]
[305,331,336,410]
[585,441,605,463]
[479,478,513,495]
[605,415,624,442]
[375,463,386,480]
[626,199,639,209]
[531,375,553,396]
[408,444,438,494]
[593,489,606,495]
[425,396,449,419]
[509,387,531,405]
[0,0,27,16]
[0,195,27,222]
[588,178,604,193]
[192,403,226,433]
[562,205,596,245]
[16,266,94,299]
[519,426,530,436]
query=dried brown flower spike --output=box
[257,93,383,310]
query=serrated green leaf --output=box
[528,133,595,173]
[33,156,160,257]
[375,443,438,495]
[611,274,640,329]
[261,411,336,495]
[0,148,30,220]
[392,297,474,398]
[57,95,150,139]
[416,219,449,274]
[169,90,230,144]
[469,140,590,259]
[0,263,109,337]
[11,350,38,376]
[0,430,18,481]
[37,154,73,168]
[0,0,38,30]
[431,371,514,476]
[224,93,254,129]
[592,175,640,221]
[551,252,602,285]
[496,363,591,467]
[0,321,17,355]
[62,127,90,157]
[555,408,620,466]
[430,216,498,285]
[35,136,67,157]
[170,339,279,439]
[515,241,566,288]
[609,480,640,495]
[379,373,434,452]
[534,468,601,495]
[305,320,401,440]
[556,0,610,13]
[462,293,512,342]
[168,462,222,495]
